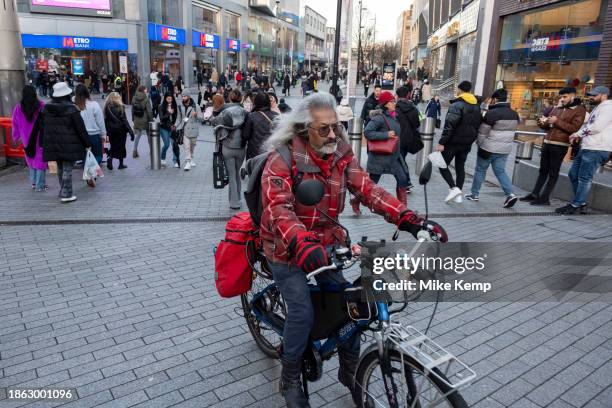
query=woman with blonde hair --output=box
[104,92,134,170]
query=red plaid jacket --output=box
[260,135,416,264]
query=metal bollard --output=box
[148,121,161,170]
[512,140,534,184]
[415,117,436,175]
[348,117,364,166]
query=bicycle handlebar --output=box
[305,232,434,280]
[306,264,338,280]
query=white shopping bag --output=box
[428,151,448,169]
[83,150,104,180]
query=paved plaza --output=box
[1,88,611,408]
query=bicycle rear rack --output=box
[388,323,476,391]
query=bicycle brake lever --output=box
[392,228,400,241]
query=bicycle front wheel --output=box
[355,348,468,408]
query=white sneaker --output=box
[453,192,463,203]
[184,161,191,171]
[61,196,77,203]
[161,159,167,166]
[190,161,196,167]
[445,187,462,203]
[174,163,179,168]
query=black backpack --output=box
[243,145,301,227]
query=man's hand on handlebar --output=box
[291,231,329,274]
[423,220,448,243]
[397,212,448,243]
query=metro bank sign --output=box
[21,34,128,51]
[148,23,186,45]
[63,37,91,49]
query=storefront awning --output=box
[21,34,128,51]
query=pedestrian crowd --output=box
[9,68,612,213]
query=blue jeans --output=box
[160,128,171,161]
[471,153,513,197]
[568,149,609,206]
[269,262,360,363]
[29,168,46,190]
[87,133,103,165]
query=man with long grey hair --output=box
[259,92,447,407]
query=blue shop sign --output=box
[148,22,186,45]
[21,34,128,51]
[226,38,240,52]
[192,30,219,49]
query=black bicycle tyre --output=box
[355,348,468,408]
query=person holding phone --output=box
[158,92,180,167]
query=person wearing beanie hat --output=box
[360,91,412,214]
[437,80,482,204]
[520,86,586,206]
[556,85,611,214]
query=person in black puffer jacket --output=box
[242,92,279,160]
[437,81,481,203]
[42,82,92,203]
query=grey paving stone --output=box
[75,370,137,397]
[171,391,219,408]
[60,390,114,408]
[526,377,569,407]
[131,390,185,407]
[560,377,608,408]
[94,390,148,408]
[213,373,268,400]
[145,371,202,399]
[490,378,535,406]
[110,371,169,398]
[180,372,235,399]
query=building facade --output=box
[426,0,481,98]
[409,0,429,75]
[325,27,336,66]
[397,8,412,67]
[17,0,310,87]
[248,0,301,72]
[303,5,327,71]
[480,0,612,125]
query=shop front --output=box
[192,30,220,74]
[148,22,186,78]
[21,33,128,82]
[496,0,608,126]
[226,38,241,71]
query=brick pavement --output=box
[1,82,611,408]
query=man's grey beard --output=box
[312,142,338,155]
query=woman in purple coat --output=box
[12,85,47,191]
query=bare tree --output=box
[374,41,401,66]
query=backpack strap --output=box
[276,144,304,192]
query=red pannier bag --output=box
[215,212,258,298]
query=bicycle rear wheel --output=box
[355,348,468,408]
[241,269,285,359]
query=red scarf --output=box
[307,145,333,178]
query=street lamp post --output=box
[274,0,280,75]
[330,0,343,101]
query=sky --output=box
[302,0,400,42]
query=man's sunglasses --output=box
[308,123,344,137]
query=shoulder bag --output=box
[213,139,229,189]
[367,115,398,155]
